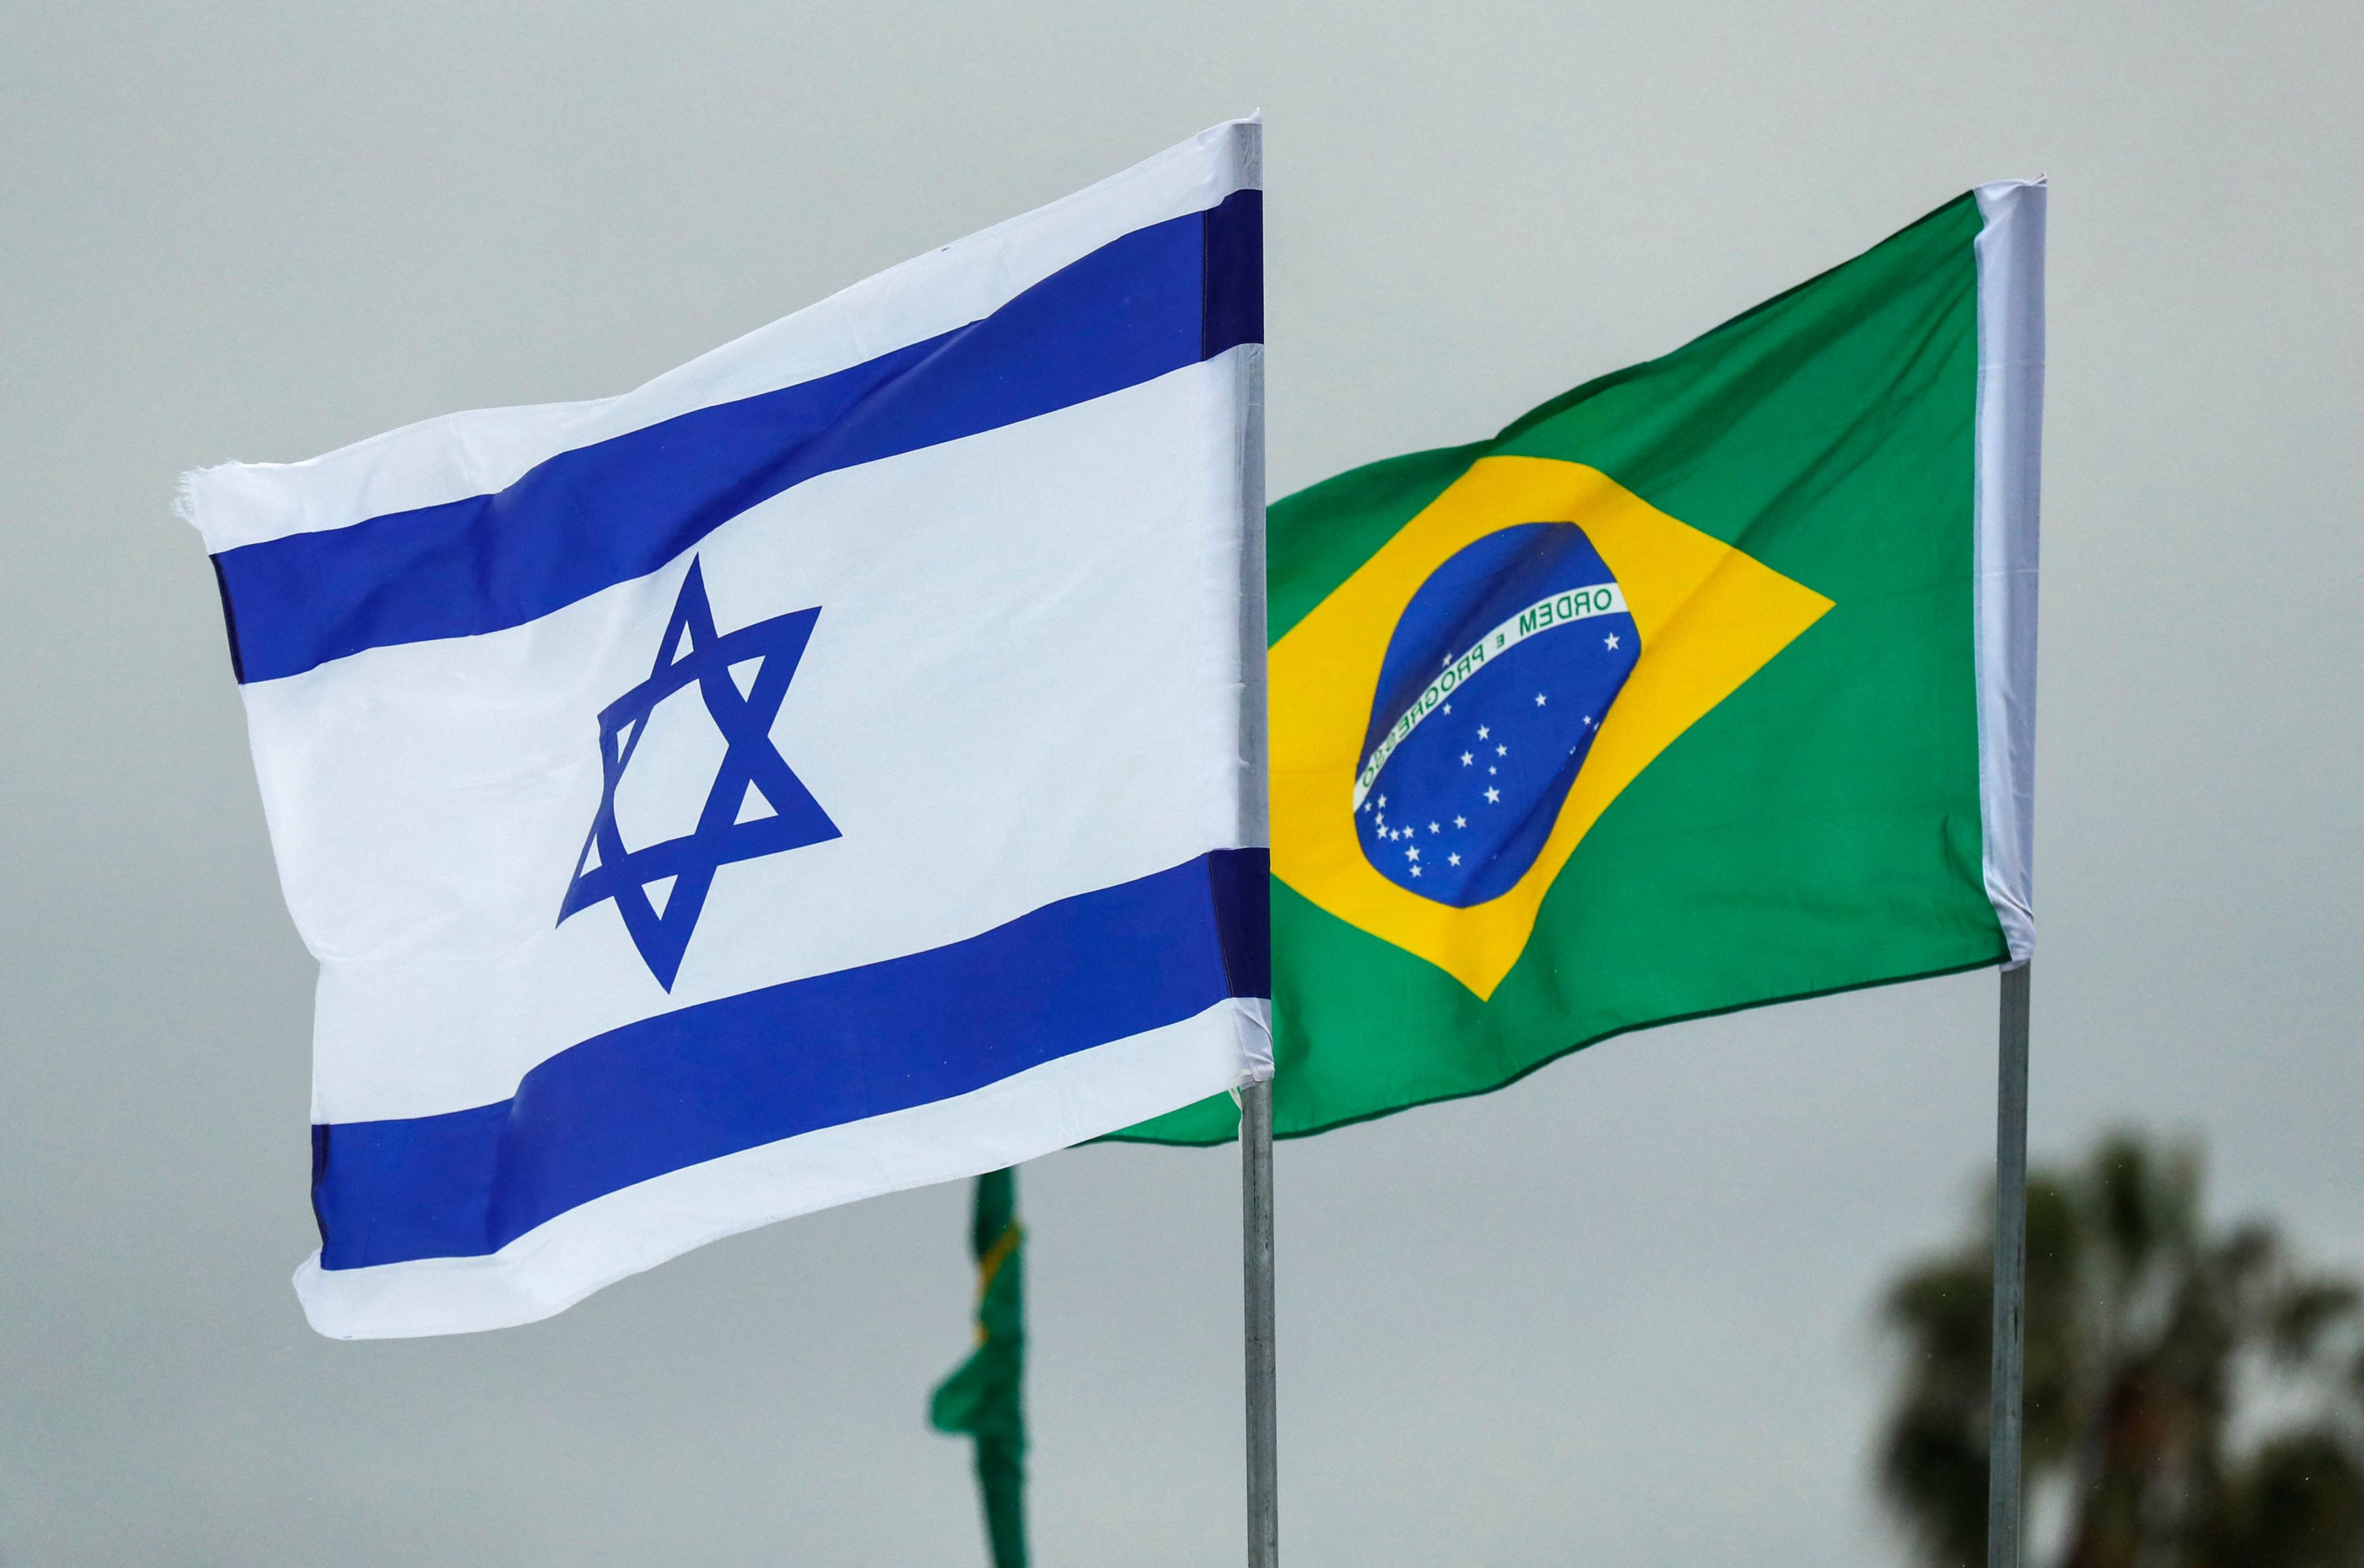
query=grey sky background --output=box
[3,2,2358,1564]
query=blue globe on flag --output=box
[1354,523,1641,907]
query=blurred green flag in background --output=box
[929,1169,1026,1568]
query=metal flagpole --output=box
[1241,1078,1279,1568]
[1986,961,2031,1568]
[1231,110,1274,1568]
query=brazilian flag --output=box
[930,1169,1027,1568]
[1119,182,2043,1145]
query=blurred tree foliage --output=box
[1879,1130,2364,1568]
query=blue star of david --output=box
[558,558,839,989]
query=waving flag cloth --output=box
[1118,181,2041,1146]
[929,1169,1029,1568]
[180,119,1270,1338]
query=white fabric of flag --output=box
[178,119,1271,1339]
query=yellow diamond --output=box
[1270,455,1835,999]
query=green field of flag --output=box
[1119,186,2039,1146]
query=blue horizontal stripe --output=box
[218,189,1264,684]
[311,848,1269,1270]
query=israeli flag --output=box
[179,119,1269,1339]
